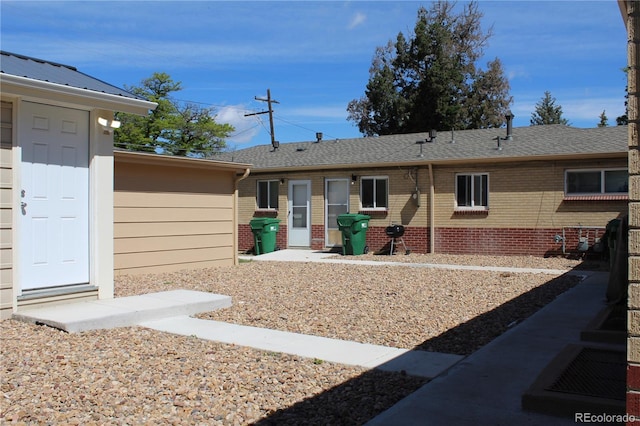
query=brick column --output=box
[625,1,640,422]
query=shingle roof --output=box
[219,124,628,171]
[0,51,144,101]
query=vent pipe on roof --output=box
[315,132,323,142]
[450,128,455,144]
[505,111,514,141]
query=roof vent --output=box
[505,111,514,141]
[315,132,323,143]
[425,129,437,143]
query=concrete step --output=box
[140,316,464,378]
[13,290,231,333]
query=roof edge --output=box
[245,151,626,174]
[114,150,252,172]
[0,73,157,115]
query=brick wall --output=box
[626,1,640,422]
[239,223,610,258]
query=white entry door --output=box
[19,102,90,290]
[325,179,349,247]
[288,180,311,247]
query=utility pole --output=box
[244,88,279,148]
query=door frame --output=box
[325,178,350,248]
[18,101,90,291]
[12,99,115,300]
[287,179,311,247]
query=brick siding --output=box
[239,223,609,258]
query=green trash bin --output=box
[337,213,371,255]
[250,218,281,255]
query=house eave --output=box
[245,151,627,174]
[114,150,252,173]
[0,74,157,115]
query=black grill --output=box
[385,224,405,238]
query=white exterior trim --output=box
[0,74,155,115]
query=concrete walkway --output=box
[241,249,571,275]
[140,316,462,378]
[366,271,610,425]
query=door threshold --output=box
[18,284,98,301]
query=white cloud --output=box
[284,105,349,120]
[348,12,367,30]
[216,106,263,145]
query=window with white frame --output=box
[360,176,388,209]
[565,168,628,195]
[257,180,279,209]
[456,173,489,209]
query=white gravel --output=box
[1,254,599,425]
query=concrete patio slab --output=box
[13,290,231,333]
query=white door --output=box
[325,179,349,247]
[288,180,311,247]
[19,102,90,290]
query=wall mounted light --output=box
[280,178,285,184]
[98,117,121,134]
[351,174,358,185]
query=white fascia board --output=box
[0,74,157,115]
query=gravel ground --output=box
[1,254,596,425]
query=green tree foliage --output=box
[598,110,608,127]
[530,91,570,126]
[115,72,234,157]
[347,1,512,136]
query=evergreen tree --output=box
[598,110,608,127]
[530,91,569,125]
[347,1,512,136]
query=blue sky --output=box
[1,1,627,149]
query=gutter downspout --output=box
[428,163,435,253]
[233,168,251,265]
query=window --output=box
[361,177,388,209]
[456,173,489,209]
[257,180,279,209]
[565,169,628,195]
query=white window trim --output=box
[256,179,279,210]
[564,168,628,196]
[454,172,490,211]
[359,175,389,210]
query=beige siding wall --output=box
[239,159,627,235]
[0,101,13,319]
[238,167,429,229]
[433,159,627,228]
[114,156,238,275]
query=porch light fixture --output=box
[351,174,358,185]
[98,117,121,134]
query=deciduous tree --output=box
[115,72,233,157]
